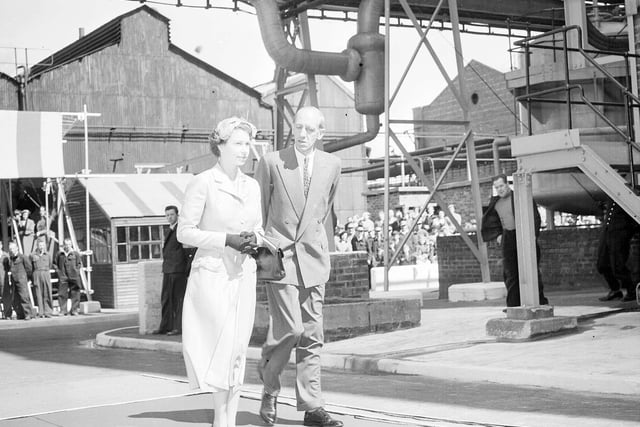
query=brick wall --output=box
[413,60,517,149]
[256,252,370,302]
[437,227,640,298]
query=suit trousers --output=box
[596,230,633,294]
[158,272,188,333]
[502,230,547,307]
[58,278,81,314]
[33,270,53,316]
[260,282,325,411]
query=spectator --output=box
[30,240,54,318]
[18,209,35,254]
[413,229,433,264]
[3,241,33,320]
[361,212,374,232]
[481,174,548,307]
[351,225,368,252]
[596,200,638,302]
[55,238,83,316]
[444,204,462,234]
[0,242,9,318]
[154,205,192,336]
[431,210,448,236]
[335,231,352,253]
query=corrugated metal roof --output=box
[76,173,193,219]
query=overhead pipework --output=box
[249,0,385,150]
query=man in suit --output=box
[596,199,638,302]
[55,238,83,316]
[255,106,343,427]
[481,174,549,307]
[155,205,191,336]
[4,241,33,320]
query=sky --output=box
[0,0,511,157]
[0,0,517,156]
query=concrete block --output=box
[324,302,370,330]
[506,305,554,320]
[486,315,578,341]
[448,282,506,302]
[137,260,163,335]
[79,301,101,314]
[369,298,421,326]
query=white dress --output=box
[177,164,263,391]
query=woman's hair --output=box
[208,117,257,157]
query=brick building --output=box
[412,60,517,149]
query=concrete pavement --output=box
[1,290,638,426]
[94,289,640,396]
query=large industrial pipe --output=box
[325,115,380,153]
[251,0,385,151]
[249,0,361,81]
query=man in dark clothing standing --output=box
[481,174,549,307]
[55,238,83,316]
[597,200,638,302]
[4,241,33,320]
[0,241,8,318]
[155,205,191,336]
[31,240,54,317]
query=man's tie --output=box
[303,156,311,198]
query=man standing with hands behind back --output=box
[155,205,191,336]
[254,106,343,427]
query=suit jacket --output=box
[481,192,541,242]
[162,225,190,274]
[254,146,341,288]
[601,201,638,234]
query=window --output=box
[115,224,165,264]
[91,227,112,264]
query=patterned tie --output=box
[303,155,311,198]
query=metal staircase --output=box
[514,25,640,226]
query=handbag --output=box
[252,235,286,281]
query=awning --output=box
[0,110,65,178]
[79,174,194,218]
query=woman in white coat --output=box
[177,117,263,427]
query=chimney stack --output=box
[78,27,85,39]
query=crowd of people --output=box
[333,204,467,266]
[1,207,85,320]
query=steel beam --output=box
[513,172,540,306]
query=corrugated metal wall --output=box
[21,8,272,174]
[114,263,139,309]
[0,75,19,110]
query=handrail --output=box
[516,25,639,186]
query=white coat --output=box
[177,164,263,391]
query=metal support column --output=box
[513,172,539,306]
[448,0,491,282]
[383,0,391,291]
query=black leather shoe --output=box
[166,329,181,336]
[303,408,343,427]
[622,293,637,302]
[598,290,623,301]
[259,391,277,425]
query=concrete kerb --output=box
[95,320,640,397]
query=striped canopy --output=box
[0,110,66,179]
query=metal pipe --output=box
[249,0,361,81]
[324,115,380,152]
[492,136,510,175]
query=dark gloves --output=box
[225,232,258,254]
